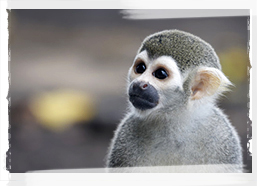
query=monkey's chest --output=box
[118,121,209,167]
[132,133,191,166]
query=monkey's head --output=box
[127,30,232,114]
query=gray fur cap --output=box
[139,30,221,72]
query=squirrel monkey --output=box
[106,30,243,173]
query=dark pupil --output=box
[136,63,146,74]
[154,68,168,79]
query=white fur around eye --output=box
[135,50,149,63]
[128,50,149,82]
[152,56,183,91]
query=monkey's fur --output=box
[106,30,243,172]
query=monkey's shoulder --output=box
[191,107,243,164]
[107,114,143,167]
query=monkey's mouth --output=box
[129,94,159,110]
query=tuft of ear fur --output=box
[190,67,232,100]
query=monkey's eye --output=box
[153,68,168,79]
[135,62,146,74]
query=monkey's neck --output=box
[133,102,214,132]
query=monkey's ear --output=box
[190,67,232,100]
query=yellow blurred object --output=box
[30,89,96,131]
[219,47,250,84]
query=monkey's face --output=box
[127,30,232,114]
[128,50,184,111]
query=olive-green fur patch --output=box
[139,30,221,72]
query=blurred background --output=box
[7,9,251,172]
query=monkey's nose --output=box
[131,81,149,92]
[140,82,149,90]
